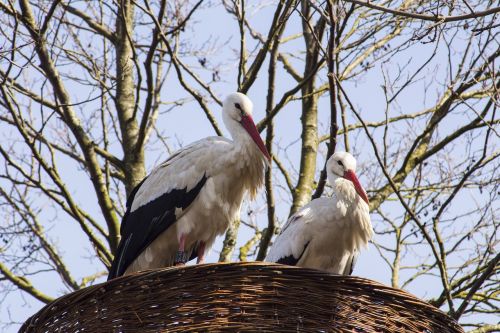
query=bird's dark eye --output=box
[337,160,343,167]
[235,102,245,116]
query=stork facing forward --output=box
[108,93,270,280]
[266,152,372,275]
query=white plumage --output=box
[266,152,373,275]
[108,93,270,279]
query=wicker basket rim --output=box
[22,262,464,333]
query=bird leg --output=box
[174,233,188,266]
[196,242,206,264]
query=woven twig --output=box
[20,262,464,332]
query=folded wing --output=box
[108,138,230,280]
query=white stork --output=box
[108,93,270,280]
[265,152,373,275]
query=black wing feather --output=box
[108,175,207,280]
[119,176,148,238]
[276,241,310,266]
[347,251,358,275]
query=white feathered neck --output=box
[333,177,373,249]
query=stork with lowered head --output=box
[266,152,373,275]
[108,93,270,280]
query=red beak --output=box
[240,115,271,162]
[343,170,369,204]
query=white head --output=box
[327,151,369,204]
[222,92,271,161]
[223,92,254,122]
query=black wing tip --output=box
[106,245,197,281]
[349,252,358,276]
[107,260,122,281]
[275,241,310,267]
[276,255,300,266]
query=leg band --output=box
[174,251,189,265]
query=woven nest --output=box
[21,262,463,333]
